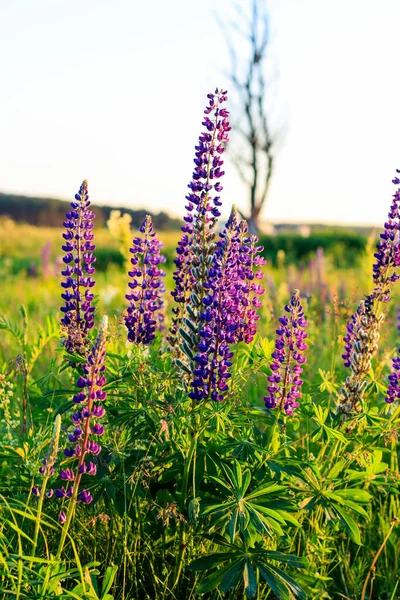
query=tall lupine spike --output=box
[125,216,166,345]
[383,306,400,404]
[338,173,400,418]
[61,181,96,357]
[167,89,231,357]
[189,216,240,402]
[372,171,400,300]
[264,290,308,416]
[56,316,108,525]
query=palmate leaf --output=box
[257,562,307,600]
[195,559,244,594]
[330,504,362,545]
[190,541,307,599]
[295,462,372,545]
[204,463,293,541]
[220,559,245,592]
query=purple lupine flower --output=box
[125,216,166,345]
[385,306,400,404]
[189,211,248,402]
[184,203,266,402]
[372,173,400,301]
[78,489,93,504]
[168,89,231,356]
[234,220,266,343]
[61,180,96,357]
[385,353,400,403]
[59,511,67,524]
[264,290,308,416]
[55,316,108,515]
[338,174,400,418]
[342,299,368,369]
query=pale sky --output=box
[1,0,399,225]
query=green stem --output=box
[172,424,198,591]
[30,475,49,564]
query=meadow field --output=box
[0,90,400,600]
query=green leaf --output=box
[220,559,245,593]
[333,504,362,545]
[196,560,242,594]
[334,489,372,503]
[244,559,257,598]
[258,563,307,600]
[101,565,118,597]
[190,552,236,571]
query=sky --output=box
[1,0,399,225]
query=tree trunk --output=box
[248,204,261,235]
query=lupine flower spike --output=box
[56,316,108,524]
[188,209,266,402]
[338,173,400,417]
[188,209,239,401]
[168,89,230,358]
[384,307,400,404]
[235,220,266,343]
[61,180,96,357]
[264,290,308,416]
[125,216,166,345]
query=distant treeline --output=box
[0,192,182,230]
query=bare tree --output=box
[217,0,276,233]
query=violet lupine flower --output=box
[235,221,266,343]
[264,290,308,416]
[189,216,239,402]
[61,180,96,356]
[385,354,400,404]
[342,300,368,369]
[338,173,400,418]
[372,173,400,300]
[384,306,400,404]
[168,89,231,356]
[56,317,108,518]
[125,216,166,345]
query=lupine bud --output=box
[61,181,96,357]
[264,290,308,416]
[125,216,166,345]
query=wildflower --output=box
[372,173,400,300]
[188,209,265,402]
[338,173,400,417]
[384,307,400,404]
[57,316,108,513]
[264,290,308,416]
[125,216,166,345]
[234,220,266,343]
[168,88,231,356]
[60,180,96,357]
